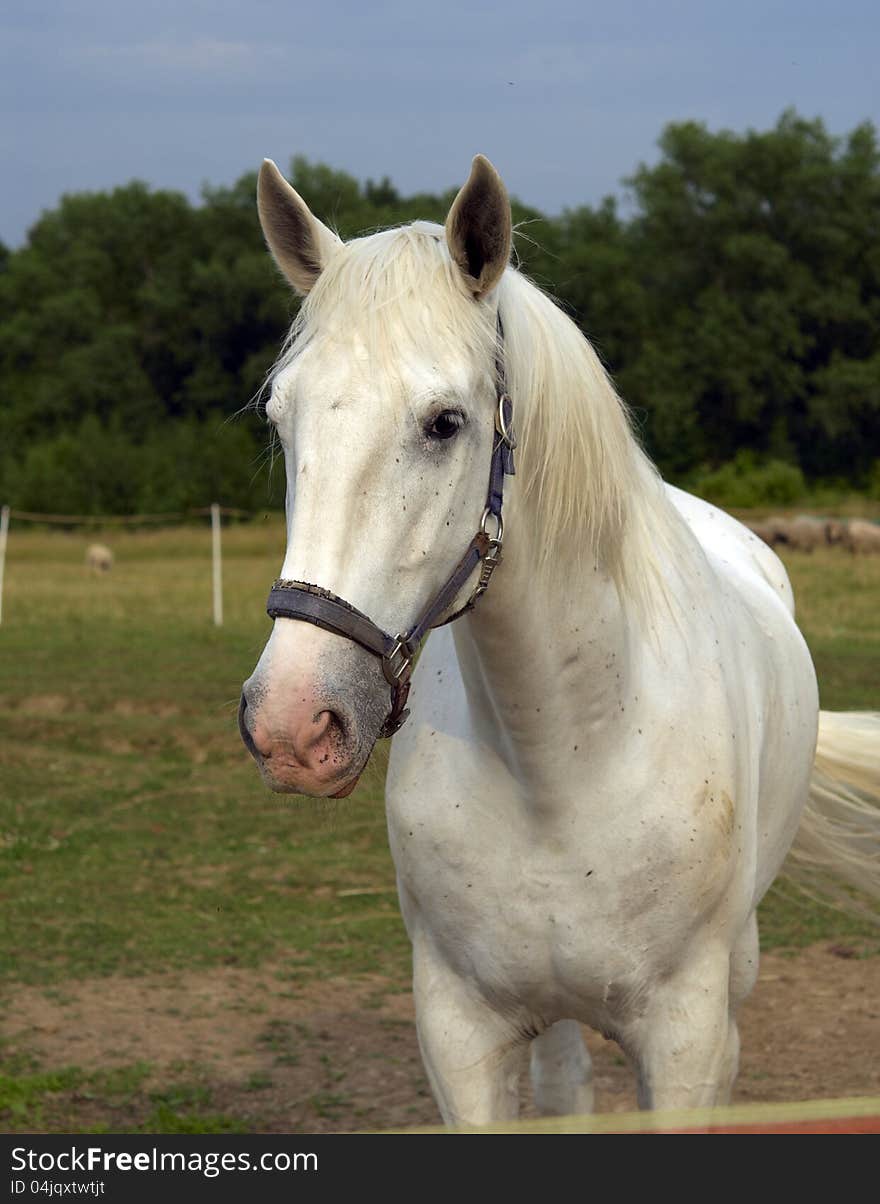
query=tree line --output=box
[1,110,878,514]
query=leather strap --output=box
[265,319,516,738]
[267,581,396,659]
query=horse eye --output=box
[426,410,465,440]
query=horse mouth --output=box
[255,759,364,798]
[330,772,363,798]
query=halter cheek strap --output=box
[265,332,516,738]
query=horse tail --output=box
[784,710,880,918]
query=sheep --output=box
[745,515,791,547]
[85,543,114,573]
[825,519,848,546]
[843,518,880,555]
[774,515,827,553]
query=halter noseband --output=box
[265,325,516,738]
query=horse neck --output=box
[451,501,639,799]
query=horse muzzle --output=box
[238,628,388,796]
[239,689,369,796]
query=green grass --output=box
[0,522,877,992]
[783,546,880,711]
[0,1054,248,1132]
[0,519,409,986]
[0,518,877,1132]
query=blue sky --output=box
[2,0,878,246]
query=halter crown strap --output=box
[265,320,516,738]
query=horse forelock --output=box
[279,222,496,369]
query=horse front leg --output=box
[619,941,735,1111]
[412,935,528,1127]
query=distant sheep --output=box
[745,520,781,547]
[746,516,791,547]
[825,519,848,546]
[748,514,880,553]
[763,515,826,552]
[85,543,114,573]
[784,515,827,553]
[843,519,880,555]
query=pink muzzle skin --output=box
[239,692,363,797]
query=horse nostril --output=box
[299,709,349,769]
[320,709,347,749]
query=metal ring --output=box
[480,508,503,543]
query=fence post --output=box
[0,505,9,626]
[211,503,223,627]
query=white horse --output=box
[240,155,880,1125]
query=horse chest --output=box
[387,741,736,1019]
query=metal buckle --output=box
[468,509,504,607]
[382,639,413,687]
[381,708,411,737]
[495,393,517,450]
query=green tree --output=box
[2,117,878,513]
[622,112,880,479]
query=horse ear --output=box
[257,159,341,294]
[445,155,512,299]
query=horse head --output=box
[239,156,512,796]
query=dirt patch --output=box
[111,699,180,718]
[1,944,877,1131]
[16,694,80,715]
[2,696,182,720]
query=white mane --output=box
[272,221,685,621]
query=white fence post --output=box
[211,503,223,627]
[0,505,9,626]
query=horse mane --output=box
[272,221,686,623]
[494,265,683,622]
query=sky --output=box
[2,0,878,247]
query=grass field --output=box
[0,516,877,1130]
